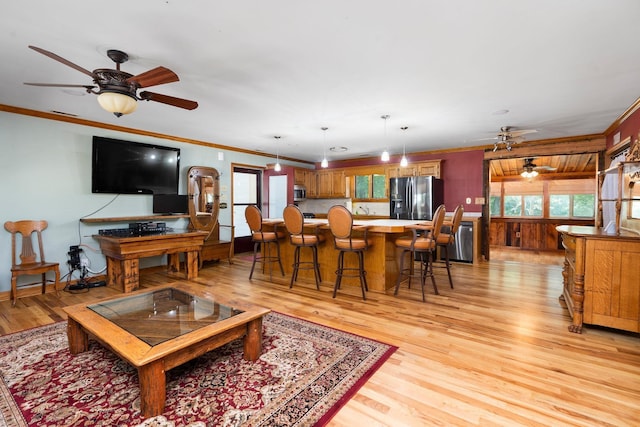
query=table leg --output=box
[122,259,140,293]
[243,317,263,361]
[167,253,180,273]
[138,360,166,418]
[67,317,88,354]
[185,250,199,279]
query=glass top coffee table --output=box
[63,283,270,418]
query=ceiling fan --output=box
[24,45,198,117]
[491,126,537,152]
[521,157,557,178]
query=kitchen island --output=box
[264,217,479,294]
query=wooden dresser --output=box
[557,225,640,333]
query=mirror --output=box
[188,166,220,234]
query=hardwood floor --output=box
[1,256,639,426]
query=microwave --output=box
[293,184,307,201]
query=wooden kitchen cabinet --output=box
[315,170,346,198]
[294,168,308,186]
[557,225,640,333]
[418,161,441,177]
[305,170,318,198]
[387,160,441,178]
[331,170,346,197]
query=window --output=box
[489,195,501,216]
[503,195,522,216]
[354,173,386,200]
[550,194,595,218]
[503,195,542,217]
[491,179,595,219]
[524,195,543,216]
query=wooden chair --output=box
[437,204,464,288]
[4,220,60,306]
[393,204,446,302]
[245,205,285,280]
[327,205,371,300]
[283,205,325,289]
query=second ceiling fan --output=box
[491,126,537,152]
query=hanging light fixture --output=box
[321,127,329,168]
[521,158,539,178]
[400,126,409,167]
[380,115,390,162]
[274,136,282,172]
[97,91,138,117]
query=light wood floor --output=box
[1,256,638,426]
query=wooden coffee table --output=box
[63,283,270,418]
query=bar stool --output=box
[327,205,371,300]
[282,205,325,289]
[245,205,285,280]
[437,204,464,289]
[394,204,446,302]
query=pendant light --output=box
[400,126,409,167]
[274,136,282,172]
[321,127,329,168]
[380,115,390,162]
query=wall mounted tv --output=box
[92,136,180,194]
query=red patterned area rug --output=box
[0,312,396,427]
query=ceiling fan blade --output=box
[24,82,96,90]
[28,45,96,78]
[127,66,179,88]
[139,91,198,110]
[506,129,537,137]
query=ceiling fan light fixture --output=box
[521,169,538,178]
[97,91,137,117]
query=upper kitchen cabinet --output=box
[387,160,441,178]
[294,168,309,186]
[316,169,347,198]
[350,165,388,201]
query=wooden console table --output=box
[93,231,207,293]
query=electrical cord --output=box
[76,193,121,246]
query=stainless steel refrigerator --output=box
[389,176,444,220]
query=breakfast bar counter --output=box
[265,218,427,293]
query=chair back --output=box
[4,220,49,267]
[429,205,447,241]
[327,205,354,239]
[450,204,465,234]
[244,205,263,233]
[283,205,304,235]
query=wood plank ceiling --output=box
[490,154,598,180]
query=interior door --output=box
[232,166,262,254]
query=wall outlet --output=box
[465,197,471,204]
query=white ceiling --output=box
[2,1,640,163]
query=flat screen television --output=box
[92,136,180,194]
[153,194,189,214]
